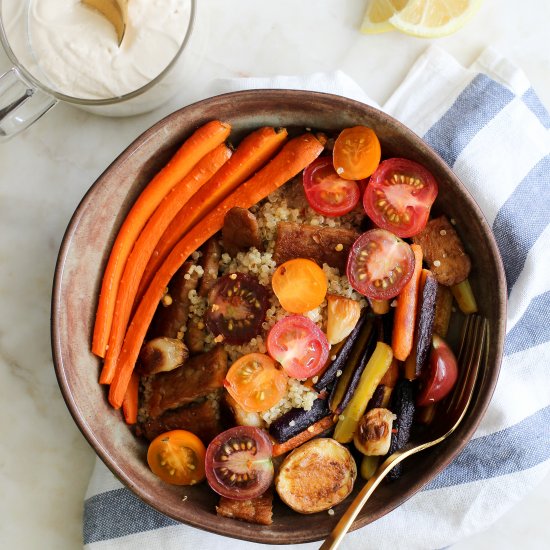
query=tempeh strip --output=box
[121,372,139,424]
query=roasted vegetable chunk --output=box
[386,379,415,480]
[137,337,188,376]
[433,283,453,337]
[143,346,228,419]
[273,221,359,272]
[411,216,471,286]
[354,408,396,456]
[275,438,356,514]
[216,491,273,525]
[199,237,222,297]
[222,207,262,256]
[149,262,199,339]
[136,399,222,443]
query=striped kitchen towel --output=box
[83,46,550,549]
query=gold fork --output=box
[320,314,489,550]
[81,0,128,46]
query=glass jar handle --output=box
[0,67,57,140]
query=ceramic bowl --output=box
[51,90,506,544]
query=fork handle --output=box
[319,451,408,550]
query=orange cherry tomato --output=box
[333,126,381,180]
[272,258,328,313]
[147,430,206,486]
[224,353,287,412]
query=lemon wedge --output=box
[360,0,408,34]
[388,0,483,38]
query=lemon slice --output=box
[388,0,483,38]
[360,0,408,34]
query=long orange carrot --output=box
[108,133,324,408]
[92,120,231,358]
[122,372,139,424]
[99,144,232,384]
[137,127,288,298]
[392,243,423,361]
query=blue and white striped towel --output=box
[84,46,550,549]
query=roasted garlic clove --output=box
[353,407,396,456]
[138,337,188,376]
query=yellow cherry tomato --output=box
[147,430,206,486]
[272,258,328,313]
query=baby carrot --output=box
[99,143,231,385]
[108,133,324,408]
[122,372,139,425]
[138,126,288,297]
[92,120,231,358]
[392,244,423,361]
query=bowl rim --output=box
[51,89,507,544]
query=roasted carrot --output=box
[369,299,390,315]
[99,144,231,384]
[122,372,139,424]
[392,244,423,361]
[108,133,324,408]
[272,415,337,457]
[138,127,288,297]
[92,120,231,358]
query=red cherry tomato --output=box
[303,157,360,217]
[346,229,415,300]
[417,334,458,407]
[205,426,274,500]
[267,315,330,379]
[363,158,438,238]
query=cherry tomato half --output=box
[206,273,269,344]
[302,157,360,217]
[417,334,458,407]
[333,126,381,180]
[272,258,327,313]
[363,158,438,238]
[205,426,274,500]
[267,315,330,379]
[224,353,288,412]
[346,229,415,300]
[147,430,206,486]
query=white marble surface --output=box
[1,0,549,548]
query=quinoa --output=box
[188,186,366,424]
[259,378,319,426]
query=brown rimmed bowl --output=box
[51,90,506,544]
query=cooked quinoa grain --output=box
[188,187,366,424]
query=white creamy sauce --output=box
[16,0,190,99]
